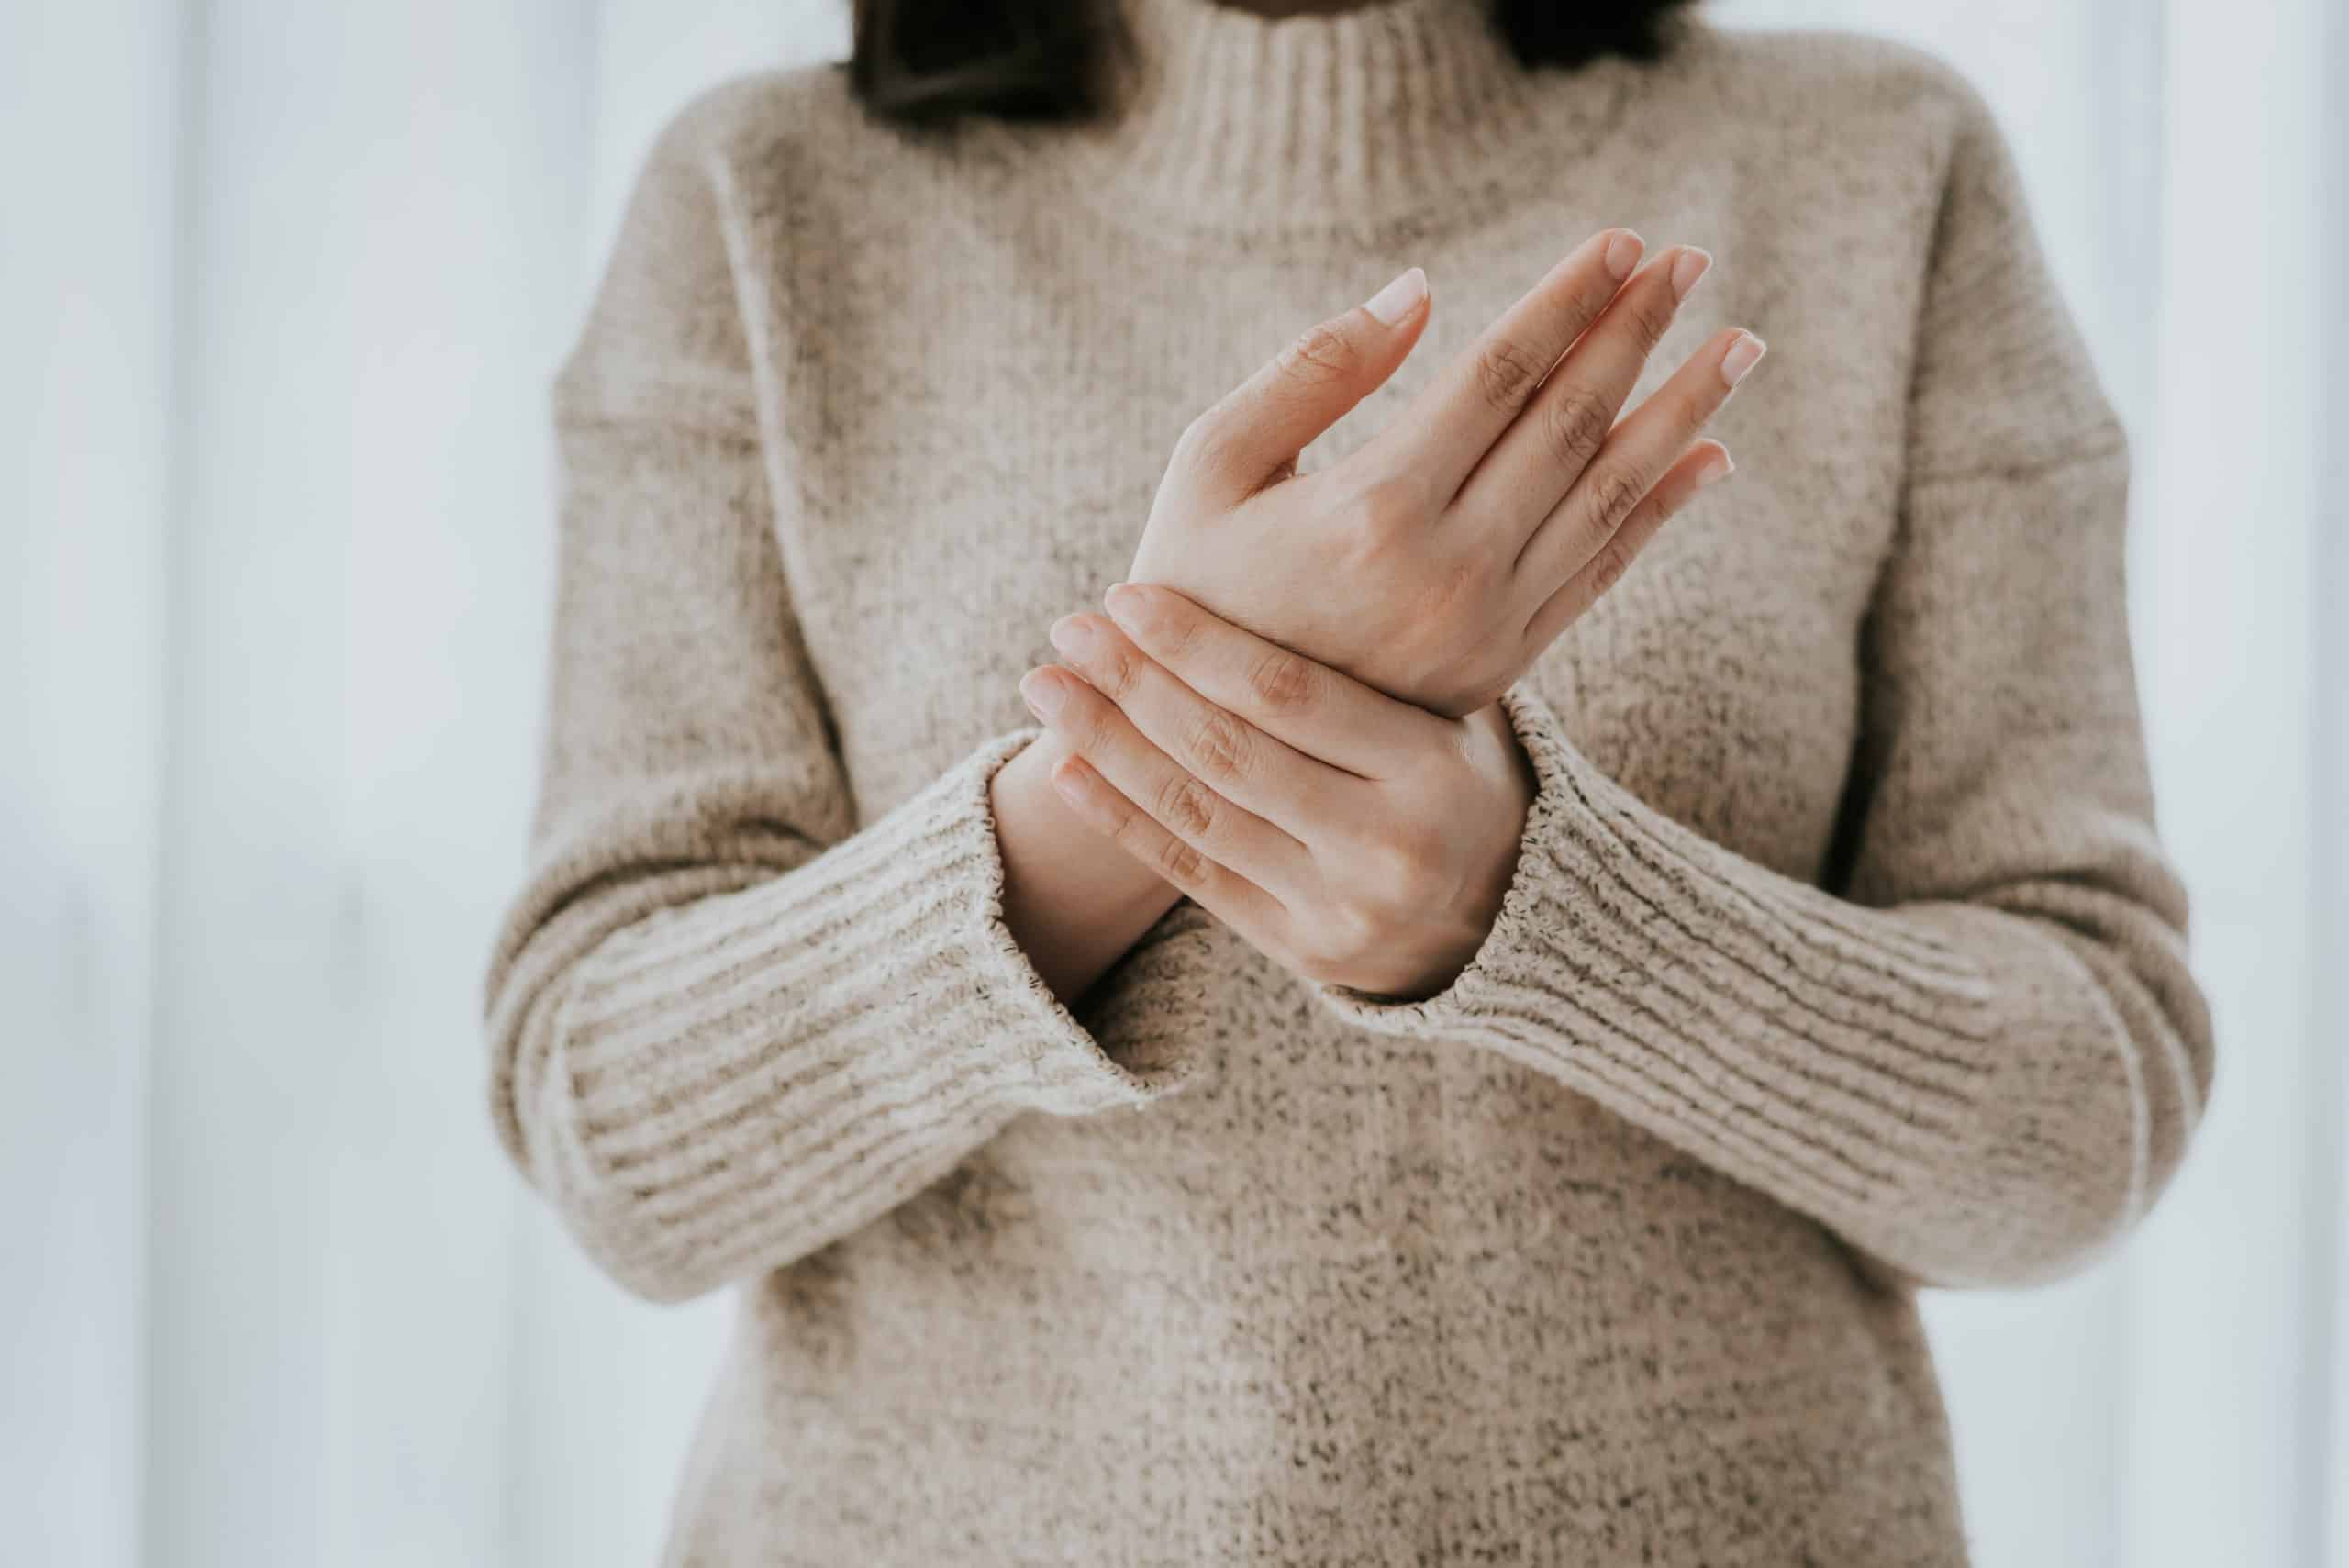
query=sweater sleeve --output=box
[1310,71,2216,1291]
[482,83,1199,1306]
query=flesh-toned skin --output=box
[1030,583,1542,1002]
[989,224,1765,1005]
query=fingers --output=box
[1099,582,1455,781]
[1513,327,1764,587]
[1045,611,1341,836]
[1520,439,1735,652]
[1041,750,1293,958]
[1378,226,1644,504]
[1454,243,1717,554]
[1018,662,1312,905]
[1178,266,1433,506]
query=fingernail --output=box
[1669,247,1713,301]
[1103,581,1150,626]
[1695,446,1736,489]
[1720,331,1765,388]
[1363,266,1427,326]
[1603,229,1643,282]
[1019,667,1067,720]
[1048,614,1096,660]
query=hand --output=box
[1017,582,1538,1002]
[1127,228,1757,717]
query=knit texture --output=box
[481,0,2216,1561]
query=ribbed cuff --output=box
[546,728,1200,1287]
[1315,684,2004,1227]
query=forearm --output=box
[991,728,1186,1006]
[490,732,1202,1302]
[1316,684,2210,1289]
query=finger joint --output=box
[1581,462,1647,536]
[1474,336,1551,415]
[1246,648,1321,713]
[1538,383,1613,473]
[1094,641,1144,703]
[1154,604,1208,670]
[1153,832,1208,888]
[1187,708,1252,787]
[1176,410,1244,486]
[1154,773,1220,841]
[1279,323,1358,384]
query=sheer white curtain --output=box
[4,2,2340,1565]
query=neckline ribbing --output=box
[1043,0,1644,252]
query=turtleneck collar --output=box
[1045,0,1642,251]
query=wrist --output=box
[1377,712,1535,1002]
[1387,854,1518,1002]
[995,731,1186,925]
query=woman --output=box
[482,0,2217,1561]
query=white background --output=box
[4,1,2343,1563]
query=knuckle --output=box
[1048,680,1101,741]
[1073,700,1121,755]
[1538,383,1613,471]
[1278,321,1360,384]
[1353,469,1429,534]
[1157,604,1209,668]
[1094,640,1143,702]
[1154,773,1220,840]
[1175,408,1242,482]
[1582,462,1647,533]
[1474,336,1551,414]
[1370,827,1436,893]
[1153,833,1208,887]
[1186,707,1252,784]
[1097,788,1147,846]
[1246,647,1320,712]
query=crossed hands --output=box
[1021,579,1534,1003]
[1022,226,1762,1000]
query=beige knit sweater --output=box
[482,0,2218,1560]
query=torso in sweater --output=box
[714,28,1942,1557]
[491,1,2209,1562]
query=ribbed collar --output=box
[1049,0,1642,251]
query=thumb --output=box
[1179,266,1431,502]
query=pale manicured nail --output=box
[1048,614,1096,660]
[1603,229,1644,282]
[1720,331,1766,388]
[1669,247,1713,301]
[1694,447,1736,488]
[1103,581,1148,624]
[1019,667,1067,719]
[1363,266,1427,326]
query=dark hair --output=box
[843,0,1701,125]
